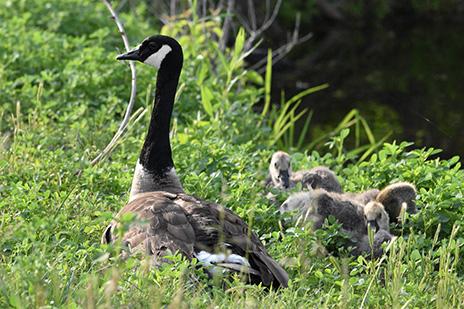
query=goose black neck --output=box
[139,54,183,176]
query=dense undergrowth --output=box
[1,1,464,307]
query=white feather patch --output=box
[144,45,172,68]
[195,250,250,267]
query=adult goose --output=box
[102,35,288,288]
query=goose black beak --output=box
[116,48,141,61]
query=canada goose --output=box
[376,182,417,222]
[279,190,392,257]
[266,151,342,193]
[102,35,288,288]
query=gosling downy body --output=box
[280,190,392,257]
[344,189,380,205]
[350,229,395,259]
[298,166,343,193]
[279,190,366,234]
[103,35,288,288]
[280,189,390,233]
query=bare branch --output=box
[216,0,225,11]
[219,0,235,51]
[257,0,282,34]
[202,0,207,18]
[249,13,312,73]
[92,0,138,165]
[247,0,257,31]
[244,0,282,51]
[264,0,271,21]
[170,0,177,17]
[263,33,313,73]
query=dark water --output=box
[267,19,464,159]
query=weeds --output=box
[0,0,463,307]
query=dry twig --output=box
[250,13,313,73]
[92,0,138,165]
[241,0,282,51]
[219,0,235,51]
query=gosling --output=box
[299,167,343,193]
[280,190,392,257]
[279,189,388,234]
[266,151,342,192]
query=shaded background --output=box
[143,0,464,159]
[248,0,464,159]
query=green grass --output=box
[1,1,464,307]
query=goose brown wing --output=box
[102,192,288,288]
[175,194,289,288]
[102,192,195,263]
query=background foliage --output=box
[0,0,463,307]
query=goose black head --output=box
[116,35,183,69]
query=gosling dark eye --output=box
[274,163,278,168]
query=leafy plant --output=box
[0,0,463,307]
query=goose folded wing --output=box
[177,194,289,288]
[102,192,195,262]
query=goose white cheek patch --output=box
[144,45,172,68]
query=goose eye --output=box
[274,163,278,168]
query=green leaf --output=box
[245,70,264,85]
[233,28,245,61]
[261,49,272,117]
[201,85,214,117]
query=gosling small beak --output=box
[116,48,141,61]
[367,220,379,232]
[280,170,290,189]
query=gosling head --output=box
[364,201,390,232]
[116,35,182,69]
[269,151,292,189]
[279,192,312,214]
